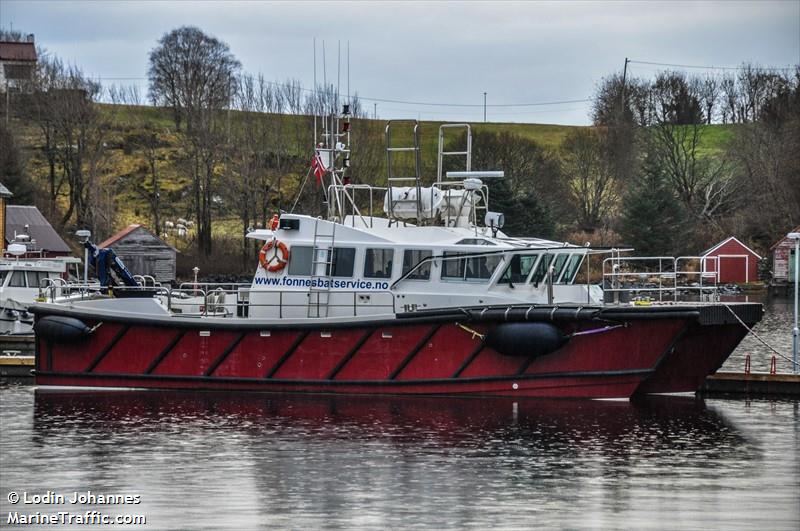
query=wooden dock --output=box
[700,372,800,397]
[0,355,34,377]
[0,335,35,377]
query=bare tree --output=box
[561,129,619,232]
[148,26,241,256]
[26,56,111,229]
[697,74,720,124]
[728,70,800,240]
[648,119,737,222]
[281,78,304,115]
[649,71,704,125]
[147,26,241,133]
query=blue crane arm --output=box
[83,241,140,287]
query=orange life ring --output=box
[259,239,290,272]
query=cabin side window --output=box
[26,271,50,289]
[364,249,394,279]
[441,252,466,279]
[530,254,554,286]
[328,248,356,278]
[402,249,432,280]
[442,252,501,282]
[499,254,539,285]
[551,254,569,282]
[8,271,26,288]
[558,254,585,284]
[287,246,313,276]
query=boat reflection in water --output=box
[26,390,794,528]
[32,390,741,441]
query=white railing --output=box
[40,280,397,319]
[602,255,720,303]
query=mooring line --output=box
[724,304,797,369]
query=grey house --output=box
[98,224,177,283]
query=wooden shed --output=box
[700,236,761,284]
[99,224,176,283]
[5,205,72,258]
[770,226,799,284]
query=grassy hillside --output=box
[15,103,736,252]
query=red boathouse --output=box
[701,236,762,284]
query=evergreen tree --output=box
[489,177,554,238]
[0,122,35,204]
[619,154,683,255]
[444,130,556,238]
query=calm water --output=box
[0,387,798,530]
[0,293,798,530]
[724,293,796,373]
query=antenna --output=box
[337,40,341,113]
[313,38,317,146]
[347,40,350,106]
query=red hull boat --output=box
[32,303,760,399]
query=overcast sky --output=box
[1,0,798,125]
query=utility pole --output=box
[483,92,487,123]
[374,103,377,120]
[619,57,629,120]
[790,231,800,374]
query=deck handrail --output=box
[602,255,719,303]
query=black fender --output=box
[34,316,92,343]
[485,322,567,357]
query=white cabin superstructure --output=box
[245,214,601,320]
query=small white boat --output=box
[0,243,81,335]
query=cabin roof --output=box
[0,182,12,198]
[4,205,71,253]
[701,236,762,260]
[99,224,177,251]
[769,226,800,251]
[247,215,576,250]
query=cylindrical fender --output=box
[485,322,567,357]
[34,315,92,343]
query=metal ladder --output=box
[436,124,474,227]
[385,120,422,225]
[436,123,472,182]
[308,218,337,318]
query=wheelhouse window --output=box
[8,271,26,288]
[551,254,569,282]
[328,248,356,277]
[287,246,313,276]
[442,252,501,282]
[530,254,554,286]
[499,254,539,285]
[26,271,50,288]
[441,252,466,279]
[402,249,432,280]
[558,254,585,284]
[364,249,395,279]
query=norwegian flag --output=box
[311,151,327,185]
